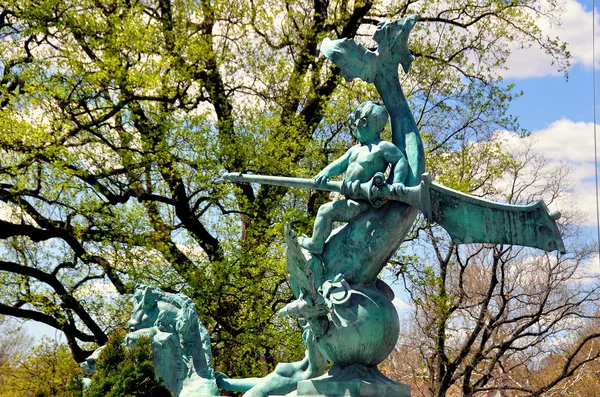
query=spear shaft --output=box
[223,172,422,210]
[223,173,343,192]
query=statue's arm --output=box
[392,154,408,185]
[382,142,408,185]
[314,148,353,184]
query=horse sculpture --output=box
[82,284,219,397]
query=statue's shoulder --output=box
[344,144,359,157]
[378,140,403,160]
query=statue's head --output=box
[127,284,160,331]
[84,284,218,397]
[349,101,389,144]
[372,15,418,73]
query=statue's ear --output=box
[358,117,368,128]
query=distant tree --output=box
[522,319,600,396]
[384,139,600,396]
[34,375,85,397]
[0,316,33,365]
[0,321,82,397]
[58,375,85,397]
[84,331,172,397]
[0,316,34,393]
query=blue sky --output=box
[502,0,597,131]
[507,65,594,131]
[24,0,600,339]
[389,0,600,311]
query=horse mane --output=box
[134,284,215,379]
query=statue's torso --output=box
[345,142,389,183]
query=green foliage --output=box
[62,375,85,397]
[34,374,84,397]
[0,330,82,397]
[84,331,172,397]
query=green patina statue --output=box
[84,14,566,397]
[298,100,409,254]
[222,13,565,397]
[82,284,220,397]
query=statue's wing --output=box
[284,224,320,299]
[320,38,377,83]
[426,178,566,253]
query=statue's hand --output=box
[391,182,406,197]
[314,170,330,185]
[341,179,363,199]
[279,297,328,319]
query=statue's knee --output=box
[274,361,300,377]
[317,203,334,218]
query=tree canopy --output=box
[0,0,574,379]
[0,317,82,397]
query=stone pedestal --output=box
[295,379,410,397]
[277,365,411,397]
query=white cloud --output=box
[176,242,209,263]
[514,118,596,161]
[495,118,600,225]
[392,297,412,311]
[0,202,15,222]
[504,0,599,78]
[575,255,600,283]
[0,202,40,227]
[75,281,120,300]
[577,179,600,226]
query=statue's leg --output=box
[241,329,327,397]
[300,200,370,254]
[303,328,327,377]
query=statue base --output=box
[279,365,411,397]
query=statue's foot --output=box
[298,236,324,254]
